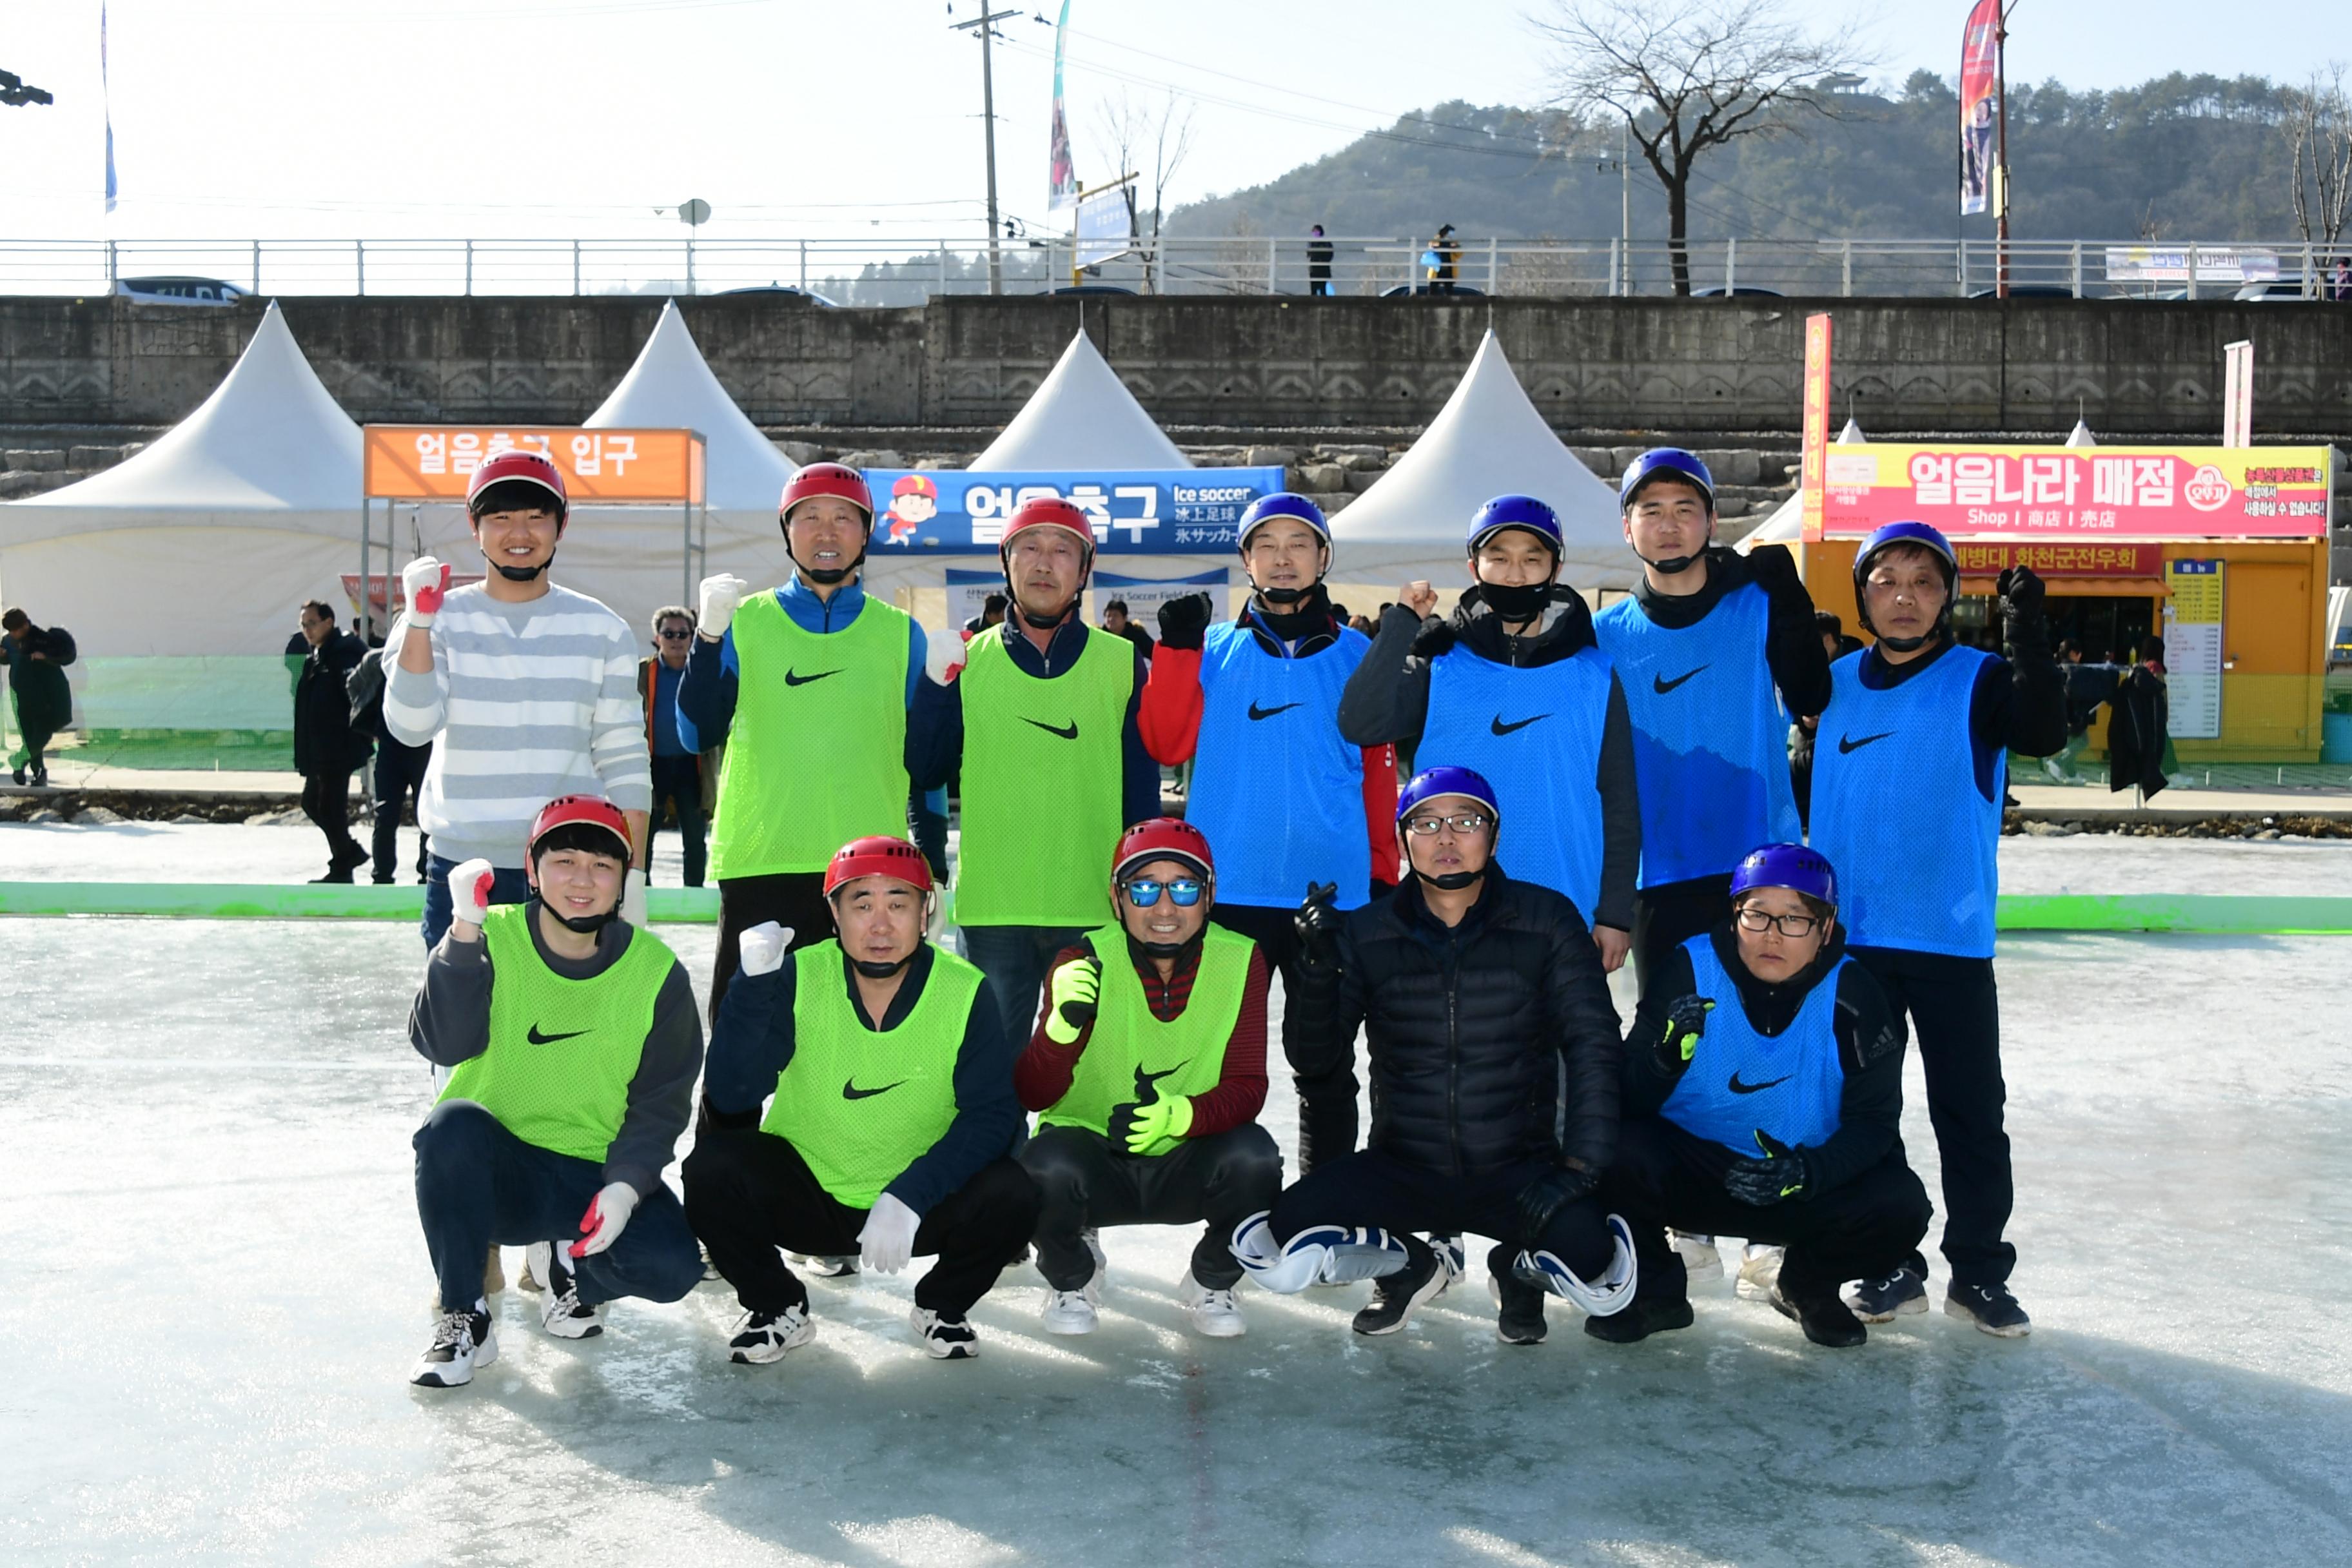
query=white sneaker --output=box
[1177,1271,1246,1338]
[728,1304,814,1364]
[411,1301,497,1388]
[805,1254,859,1279]
[1039,1283,1100,1335]
[910,1306,981,1358]
[525,1241,603,1339]
[1083,1228,1108,1277]
[1669,1230,1725,1280]
[1735,1245,1785,1302]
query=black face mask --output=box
[851,953,916,979]
[1413,865,1485,892]
[538,895,619,936]
[1479,579,1552,622]
[495,560,551,583]
[1635,547,1701,576]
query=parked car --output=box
[115,276,250,305]
[1968,285,2078,299]
[717,285,839,306]
[2233,279,2320,302]
[1690,286,1785,298]
[1037,284,1139,297]
[1378,284,1487,298]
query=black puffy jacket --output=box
[1291,866,1622,1176]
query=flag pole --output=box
[1995,2,2013,298]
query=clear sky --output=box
[0,1,2305,243]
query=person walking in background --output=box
[293,599,373,884]
[1,607,75,789]
[1430,224,1461,296]
[639,605,712,888]
[1101,599,1155,663]
[1308,224,1335,297]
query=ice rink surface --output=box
[5,825,2352,1564]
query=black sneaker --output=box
[1582,1296,1695,1344]
[1769,1280,1868,1348]
[1844,1265,1928,1323]
[525,1241,603,1338]
[8,765,21,787]
[411,1301,498,1387]
[1351,1246,1447,1336]
[1946,1281,2032,1338]
[910,1306,980,1359]
[1485,1250,1547,1345]
[729,1303,814,1364]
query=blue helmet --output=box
[1466,495,1563,558]
[1237,492,1331,552]
[1619,448,1716,513]
[1729,843,1838,908]
[1396,765,1501,827]
[1852,520,1957,644]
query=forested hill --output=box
[1164,73,2309,244]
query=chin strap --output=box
[851,954,916,979]
[1412,867,1485,892]
[495,560,553,583]
[539,897,620,937]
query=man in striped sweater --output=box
[386,449,654,947]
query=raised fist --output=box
[1156,592,1213,651]
[402,557,451,626]
[697,574,750,640]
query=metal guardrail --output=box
[3,235,2347,303]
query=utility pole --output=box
[949,4,1018,295]
[1621,119,1632,282]
[1995,2,2013,298]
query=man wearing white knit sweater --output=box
[386,449,653,947]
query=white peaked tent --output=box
[1,302,361,673]
[1327,331,1631,593]
[970,332,1191,471]
[585,300,797,513]
[1738,420,1866,553]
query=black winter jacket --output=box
[1290,866,1622,1176]
[293,629,374,776]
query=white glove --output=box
[447,857,496,936]
[923,629,965,685]
[858,1191,921,1275]
[738,920,792,977]
[620,866,647,928]
[698,574,750,640]
[571,1181,639,1259]
[924,887,953,945]
[402,556,451,628]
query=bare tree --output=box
[1094,88,1197,293]
[1538,1,1872,295]
[2284,63,2351,275]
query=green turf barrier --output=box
[0,883,723,922]
[1994,894,2352,934]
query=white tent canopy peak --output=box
[969,331,1191,472]
[585,299,797,513]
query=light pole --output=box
[949,5,1019,296]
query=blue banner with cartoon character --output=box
[863,468,1286,554]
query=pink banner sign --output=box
[1818,444,2333,541]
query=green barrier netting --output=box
[0,884,722,921]
[2,885,2349,933]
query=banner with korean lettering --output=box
[1816,444,2331,541]
[363,426,706,504]
[862,468,1286,554]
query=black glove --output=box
[1723,1131,1813,1206]
[1746,542,1806,603]
[1656,995,1716,1073]
[1156,591,1213,651]
[1295,881,1342,970]
[1996,564,2046,625]
[1514,1163,1599,1242]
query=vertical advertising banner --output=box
[1800,312,1834,544]
[2163,560,2224,740]
[1046,0,1077,214]
[1959,0,2001,217]
[2222,340,2254,449]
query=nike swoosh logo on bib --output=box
[1135,1063,1186,1098]
[527,1025,588,1045]
[783,669,841,687]
[843,1078,906,1101]
[1837,730,1896,754]
[1248,701,1302,721]
[1490,712,1549,736]
[1653,665,1709,694]
[1728,1072,1790,1095]
[1024,718,1081,740]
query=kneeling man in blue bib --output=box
[1598,844,1929,1349]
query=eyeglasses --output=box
[657,627,692,640]
[1122,877,1204,908]
[1402,812,1492,837]
[1735,908,1823,938]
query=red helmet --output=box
[467,449,569,522]
[1111,817,1215,886]
[823,834,935,897]
[527,794,632,865]
[780,463,874,527]
[999,496,1097,566]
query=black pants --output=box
[647,754,707,888]
[1603,1116,1930,1304]
[1631,873,1732,1001]
[1850,945,2015,1288]
[961,923,1088,1055]
[413,1100,702,1312]
[371,734,431,883]
[681,1126,1040,1317]
[1212,901,1357,1170]
[1021,1122,1284,1291]
[300,770,359,862]
[710,871,834,1024]
[1268,1146,1614,1282]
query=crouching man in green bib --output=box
[408,795,705,1390]
[682,836,1040,1363]
[1016,818,1284,1339]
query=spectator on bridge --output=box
[639,605,713,888]
[293,599,373,883]
[1308,224,1335,297]
[1,607,75,790]
[1430,224,1461,297]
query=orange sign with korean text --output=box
[1799,313,1832,544]
[363,426,706,504]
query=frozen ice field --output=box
[4,823,2351,1565]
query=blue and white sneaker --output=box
[1843,1265,1928,1323]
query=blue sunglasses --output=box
[1122,877,1204,908]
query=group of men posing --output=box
[384,442,2063,1389]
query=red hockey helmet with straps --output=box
[527,794,632,864]
[998,496,1097,566]
[467,449,569,522]
[823,834,936,897]
[779,462,874,527]
[1110,817,1215,886]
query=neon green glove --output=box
[1658,996,1716,1072]
[1106,1093,1192,1156]
[1044,955,1101,1046]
